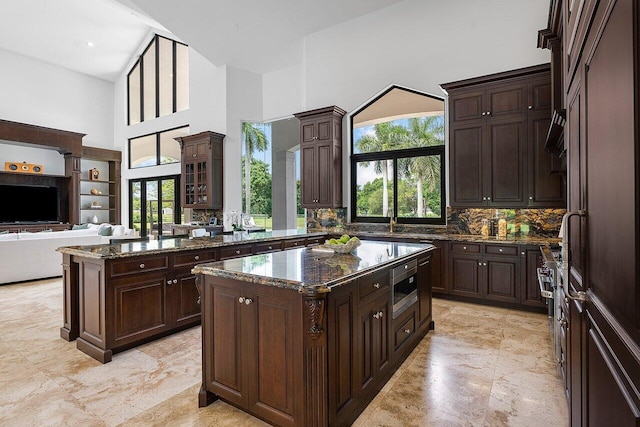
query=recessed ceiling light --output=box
[86,41,95,47]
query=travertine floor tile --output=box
[0,279,568,426]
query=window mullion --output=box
[155,35,160,119]
[172,41,177,114]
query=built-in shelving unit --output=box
[80,147,121,225]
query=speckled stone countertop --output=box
[352,231,560,246]
[192,241,434,294]
[56,229,327,259]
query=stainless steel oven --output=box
[392,259,417,319]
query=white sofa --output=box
[0,225,134,284]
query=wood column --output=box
[303,294,328,426]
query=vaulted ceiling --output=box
[0,0,403,82]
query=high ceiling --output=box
[0,0,403,82]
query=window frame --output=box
[128,125,189,169]
[127,34,188,125]
[350,86,446,225]
[129,174,182,236]
[350,146,446,225]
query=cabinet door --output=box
[301,144,317,207]
[449,254,481,297]
[171,272,201,328]
[528,78,552,112]
[430,241,446,294]
[485,116,527,206]
[486,84,527,118]
[520,246,546,308]
[357,294,390,397]
[204,282,247,407]
[327,285,357,425]
[449,123,485,207]
[417,254,432,324]
[300,119,317,144]
[247,286,302,425]
[316,142,332,206]
[450,90,484,123]
[110,272,170,349]
[528,114,565,207]
[483,256,519,303]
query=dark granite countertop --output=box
[192,241,435,294]
[56,229,327,259]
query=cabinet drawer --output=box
[173,250,216,268]
[219,244,253,260]
[484,244,518,256]
[283,238,306,249]
[358,269,390,300]
[394,310,416,351]
[306,237,323,246]
[450,242,481,254]
[255,241,282,254]
[109,255,169,278]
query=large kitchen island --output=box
[193,240,435,427]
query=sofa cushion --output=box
[98,223,112,236]
[72,223,90,230]
[0,230,9,235]
[111,225,125,236]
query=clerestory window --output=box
[127,35,189,125]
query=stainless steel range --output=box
[538,244,564,365]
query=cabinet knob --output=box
[373,312,380,319]
[173,279,178,284]
[239,297,245,303]
[486,197,491,201]
[378,311,384,318]
[193,154,197,157]
[404,329,411,334]
[139,263,145,269]
[483,197,487,201]
[529,196,533,200]
[463,246,467,250]
[245,298,253,305]
[478,262,482,266]
[528,105,533,110]
[235,250,240,254]
[487,111,491,115]
[167,280,172,285]
[484,262,487,266]
[373,282,380,289]
[293,242,298,246]
[521,251,525,255]
[194,255,200,260]
[482,112,486,116]
[499,248,503,252]
[268,246,273,250]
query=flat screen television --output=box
[0,184,60,223]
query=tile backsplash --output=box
[306,207,565,238]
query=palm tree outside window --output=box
[241,122,269,223]
[351,86,445,225]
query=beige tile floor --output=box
[0,278,568,426]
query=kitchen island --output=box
[56,229,327,363]
[193,240,435,426]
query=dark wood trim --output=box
[441,63,551,93]
[0,119,84,156]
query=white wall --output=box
[0,48,114,173]
[301,0,550,113]
[263,63,304,121]
[0,48,114,147]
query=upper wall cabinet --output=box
[441,65,565,209]
[294,106,346,209]
[175,131,224,209]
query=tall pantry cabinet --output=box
[540,0,640,425]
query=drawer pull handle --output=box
[139,263,145,269]
[268,246,272,250]
[499,248,503,252]
[194,255,200,260]
[404,265,408,269]
[404,329,411,334]
[463,246,467,250]
[373,282,380,289]
[235,250,240,254]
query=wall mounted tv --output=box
[0,184,60,223]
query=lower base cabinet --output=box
[199,252,435,426]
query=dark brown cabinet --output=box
[417,253,433,325]
[203,278,303,426]
[357,290,391,398]
[443,65,565,208]
[538,1,640,424]
[520,245,546,309]
[449,242,482,297]
[294,106,346,208]
[176,131,224,209]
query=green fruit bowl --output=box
[323,239,361,253]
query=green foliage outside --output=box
[355,116,444,219]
